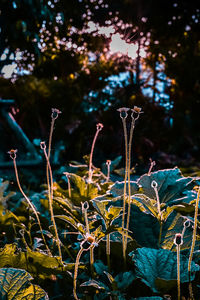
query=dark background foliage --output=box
[0,0,200,173]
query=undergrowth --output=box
[0,107,200,299]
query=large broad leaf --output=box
[130,247,200,293]
[108,181,139,197]
[0,268,48,299]
[0,244,75,279]
[138,168,195,205]
[0,179,16,204]
[131,296,163,300]
[114,271,136,290]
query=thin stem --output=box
[125,117,135,253]
[90,246,94,276]
[106,160,111,182]
[121,117,128,262]
[158,221,163,247]
[67,176,71,198]
[43,147,62,260]
[106,233,111,271]
[12,158,51,255]
[84,210,90,234]
[73,248,84,300]
[188,187,200,273]
[88,124,103,183]
[177,244,181,300]
[188,186,200,298]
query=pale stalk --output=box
[125,117,135,252]
[13,158,51,255]
[177,244,181,300]
[43,147,62,260]
[188,186,200,299]
[73,248,84,300]
[121,118,128,261]
[88,129,101,183]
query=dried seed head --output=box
[174,233,183,246]
[132,106,142,114]
[106,160,111,166]
[82,201,89,211]
[96,123,103,131]
[183,219,190,228]
[117,107,130,119]
[40,141,46,150]
[151,180,158,189]
[8,149,17,160]
[51,108,62,120]
[131,106,143,120]
[87,235,95,244]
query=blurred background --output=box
[0,0,200,176]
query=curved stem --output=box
[121,118,128,262]
[188,186,200,299]
[88,129,101,183]
[90,246,94,276]
[177,244,181,300]
[106,233,111,271]
[13,158,51,255]
[73,248,84,300]
[43,147,62,260]
[125,117,135,253]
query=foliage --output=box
[1,159,200,298]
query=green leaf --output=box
[131,247,200,293]
[105,206,122,221]
[138,168,195,205]
[0,268,48,299]
[80,279,106,290]
[115,271,136,290]
[0,244,75,279]
[108,181,139,197]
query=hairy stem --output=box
[73,248,84,300]
[121,118,128,262]
[125,117,135,253]
[177,244,181,300]
[13,158,51,255]
[43,147,62,260]
[188,186,200,298]
[106,233,111,271]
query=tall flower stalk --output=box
[8,149,51,255]
[117,107,129,262]
[188,186,200,299]
[42,108,62,259]
[88,123,103,183]
[125,107,142,252]
[174,233,183,300]
[40,141,62,260]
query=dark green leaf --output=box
[0,268,48,299]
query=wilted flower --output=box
[51,108,62,120]
[96,123,103,131]
[8,149,17,160]
[40,141,46,150]
[80,232,98,251]
[106,160,111,166]
[117,107,130,119]
[174,233,183,246]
